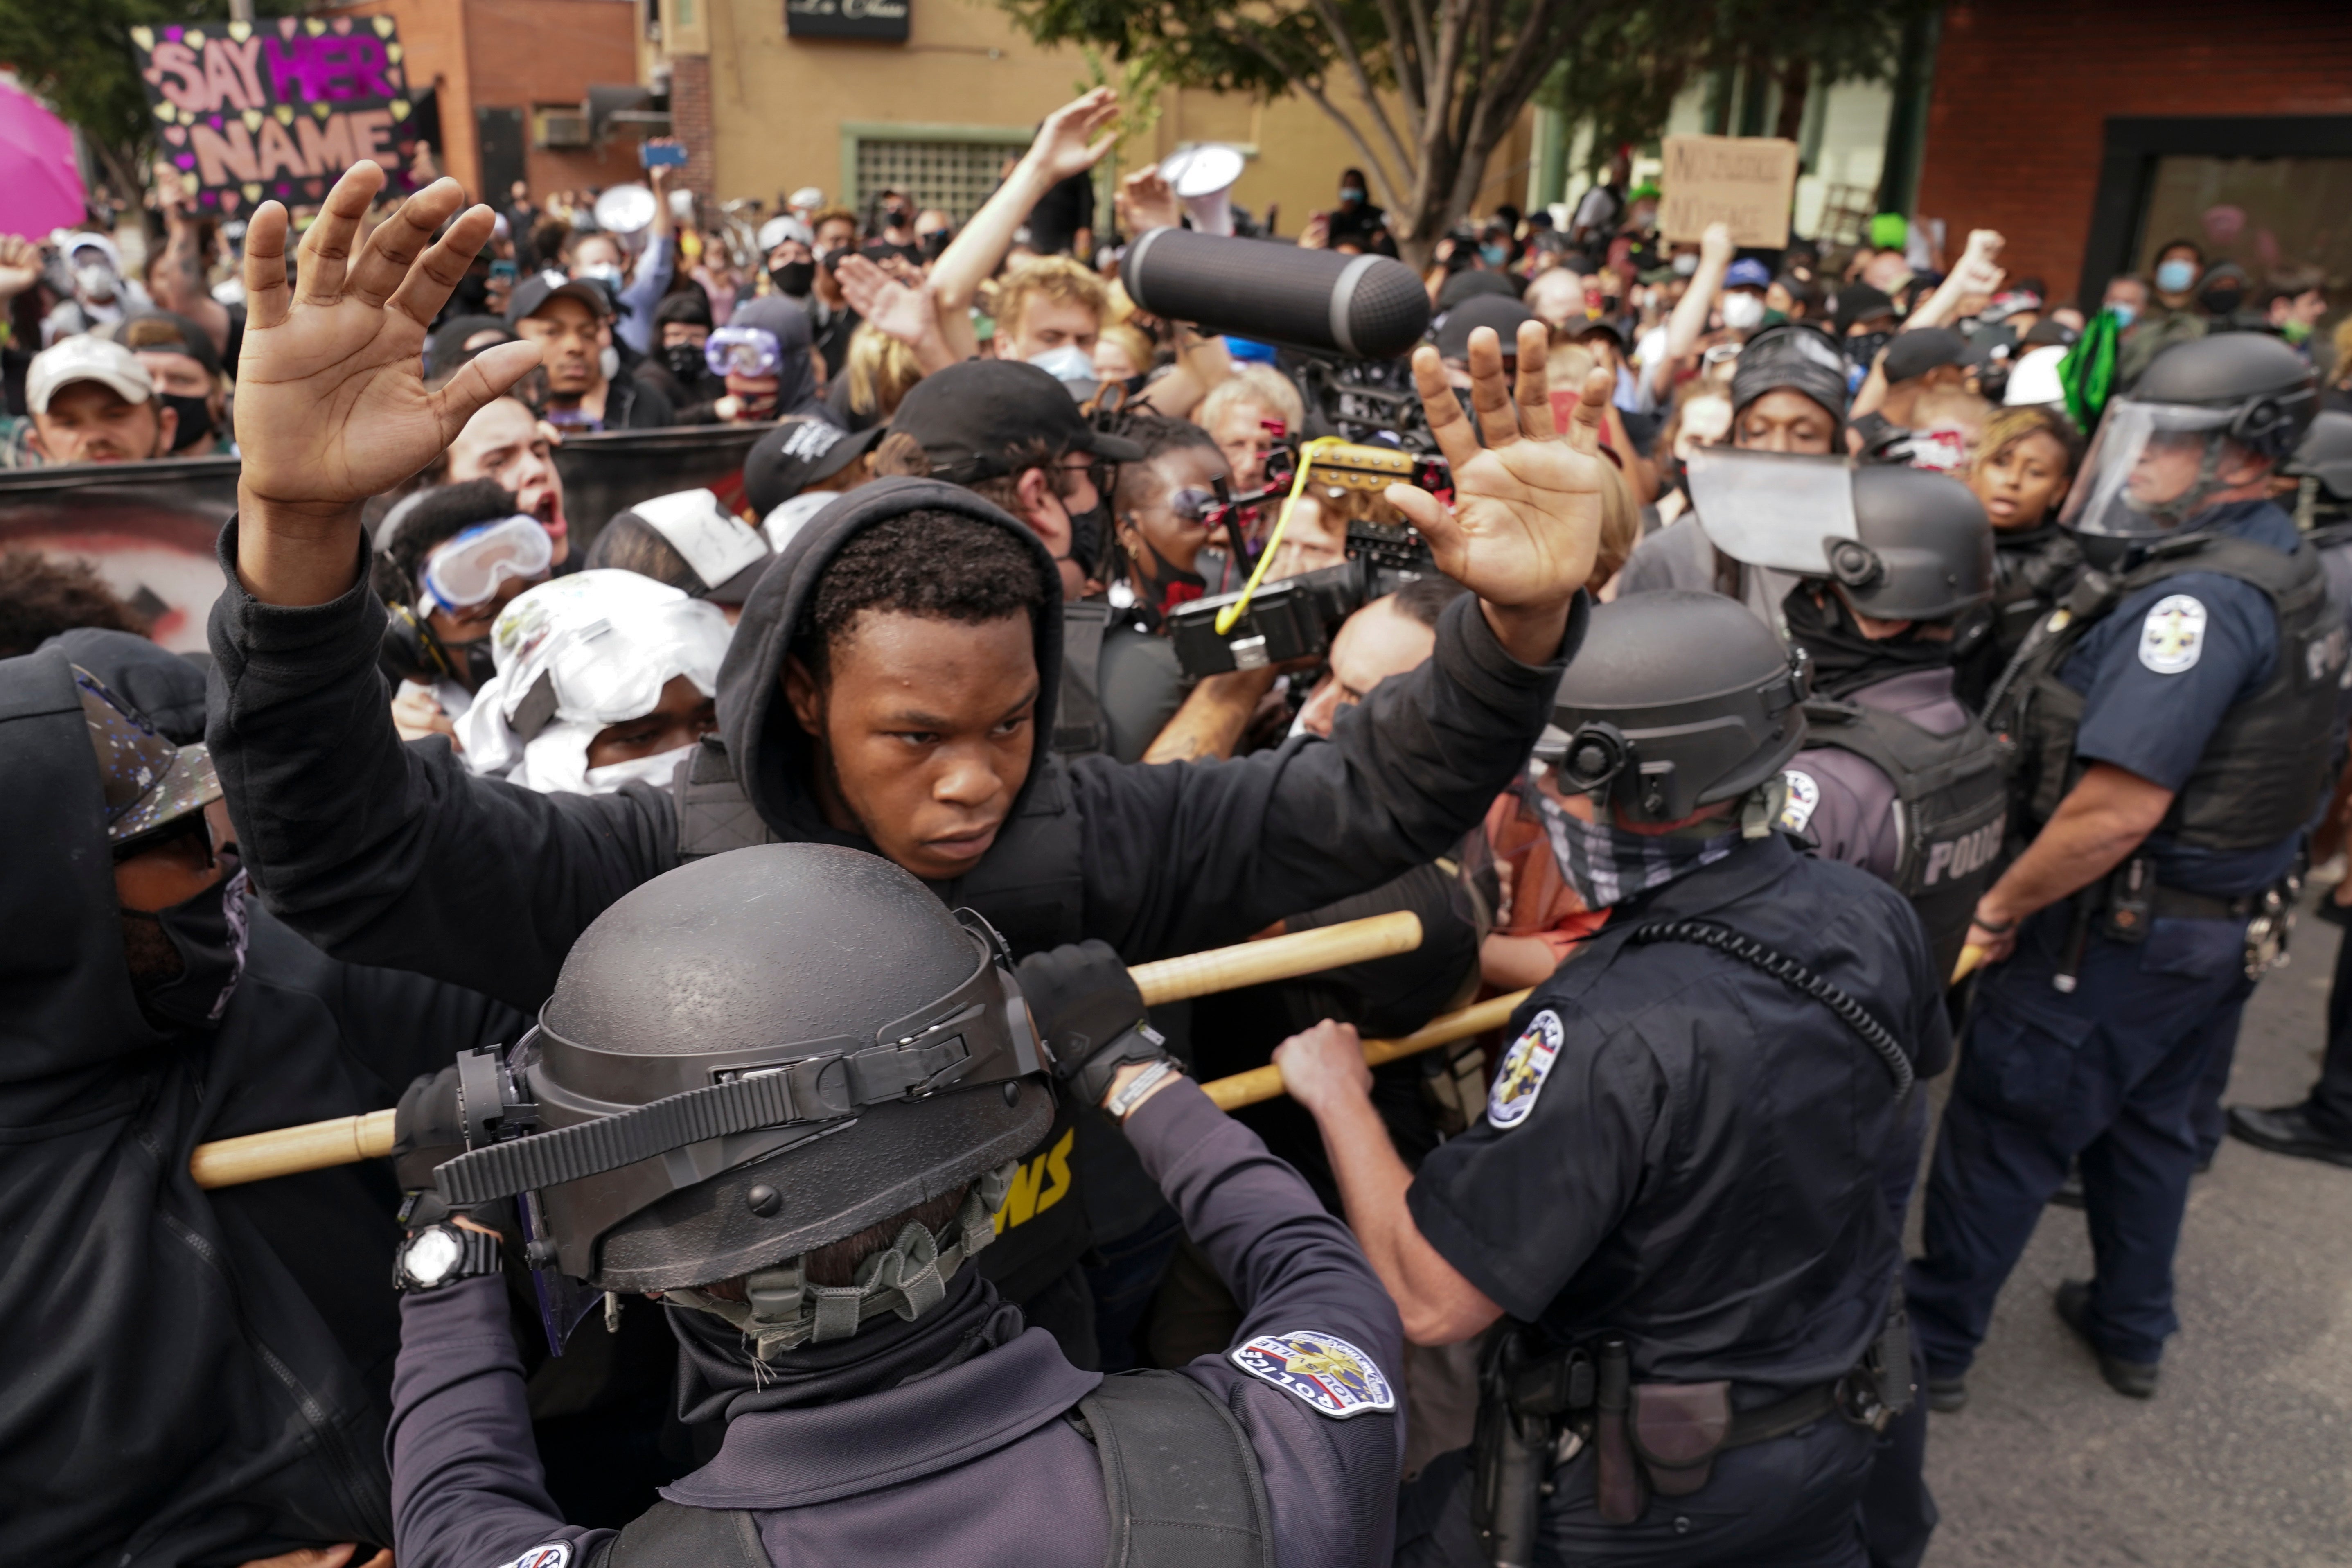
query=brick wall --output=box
[667,54,715,204]
[1914,0,2352,307]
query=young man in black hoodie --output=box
[0,629,529,1568]
[205,163,1610,1353]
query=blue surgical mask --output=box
[1481,243,1510,267]
[1340,187,1367,204]
[2107,301,2138,329]
[2154,259,2196,295]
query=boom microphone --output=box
[1122,228,1430,361]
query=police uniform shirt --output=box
[1406,834,1950,1395]
[1780,668,1975,882]
[2060,501,2301,896]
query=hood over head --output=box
[729,294,821,417]
[714,476,1064,863]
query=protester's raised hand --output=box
[0,235,41,300]
[1385,317,1610,664]
[235,163,540,604]
[1698,221,1735,270]
[836,253,954,371]
[1116,169,1182,235]
[1026,88,1120,184]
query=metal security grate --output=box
[853,140,1016,224]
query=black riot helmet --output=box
[1535,591,1809,824]
[1823,465,1995,622]
[433,844,1051,1303]
[2286,409,2352,524]
[2062,332,2318,548]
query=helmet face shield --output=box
[2062,399,2244,541]
[1687,447,1860,577]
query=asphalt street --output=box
[1919,896,2352,1567]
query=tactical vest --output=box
[671,735,1092,1302]
[1987,530,2083,670]
[1990,532,2344,853]
[1058,602,1113,758]
[1798,697,2008,982]
[582,1369,1272,1568]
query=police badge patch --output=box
[1778,769,1821,833]
[1487,1008,1564,1128]
[2138,594,2206,674]
[496,1545,571,1568]
[1231,1330,1396,1418]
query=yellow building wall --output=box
[675,0,1532,236]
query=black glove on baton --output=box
[1017,940,1177,1110]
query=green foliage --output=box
[0,0,304,198]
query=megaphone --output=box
[592,183,658,236]
[1159,143,1246,238]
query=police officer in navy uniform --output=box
[384,844,1407,1568]
[1910,333,2334,1406]
[1274,591,1951,1568]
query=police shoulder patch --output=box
[495,1544,571,1568]
[1487,1008,1565,1129]
[2138,593,2206,674]
[1231,1330,1396,1418]
[1778,769,1821,833]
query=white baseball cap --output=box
[27,336,154,415]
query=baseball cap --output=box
[1436,294,1539,362]
[120,311,225,379]
[599,488,774,604]
[886,360,1144,485]
[28,336,154,415]
[1724,258,1772,291]
[744,415,887,515]
[1881,327,1969,384]
[1573,317,1630,354]
[506,269,613,326]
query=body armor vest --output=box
[1057,602,1113,758]
[1991,532,2344,854]
[1799,697,2007,981]
[671,735,1092,1300]
[1987,529,2083,670]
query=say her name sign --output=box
[1659,135,1799,250]
[133,16,419,214]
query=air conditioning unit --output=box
[537,109,591,149]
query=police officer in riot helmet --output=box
[2227,407,2352,1170]
[1275,591,1950,1568]
[1700,460,2005,981]
[1911,331,2334,1407]
[385,844,1407,1567]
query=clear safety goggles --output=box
[418,514,554,615]
[705,325,783,379]
[2061,399,2240,541]
[502,596,732,734]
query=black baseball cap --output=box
[1881,327,1968,384]
[744,415,888,516]
[505,269,613,326]
[886,360,1143,485]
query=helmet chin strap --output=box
[664,1160,1018,1361]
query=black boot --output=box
[2053,1280,2158,1399]
[2226,1102,2352,1169]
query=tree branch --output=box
[1306,0,1415,189]
[1219,15,1403,206]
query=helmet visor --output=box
[2061,399,2240,540]
[419,514,554,612]
[1687,446,1859,576]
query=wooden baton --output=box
[187,910,1426,1190]
[1199,987,1535,1112]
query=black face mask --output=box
[1063,496,1112,580]
[662,341,709,383]
[1781,584,1950,698]
[769,259,816,298]
[1845,331,1891,376]
[160,392,214,451]
[122,866,250,1032]
[453,271,492,314]
[2199,287,2245,317]
[920,229,952,262]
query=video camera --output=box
[1169,441,1448,677]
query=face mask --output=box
[124,867,250,1031]
[2154,259,2197,295]
[2281,318,2313,346]
[1028,343,1098,399]
[1759,308,1790,329]
[584,740,699,793]
[1527,786,1741,911]
[1340,187,1366,204]
[920,230,951,262]
[1721,292,1766,331]
[74,261,119,301]
[1481,243,1511,268]
[453,271,491,313]
[1673,253,1700,278]
[2107,301,2138,329]
[599,345,621,382]
[2199,286,2244,317]
[663,341,709,381]
[1062,494,1112,579]
[1846,331,1891,374]
[578,262,625,291]
[769,259,816,298]
[160,392,214,451]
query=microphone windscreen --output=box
[1122,230,1430,361]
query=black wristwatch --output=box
[394,1222,504,1293]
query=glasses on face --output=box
[1056,456,1115,501]
[1167,487,1222,524]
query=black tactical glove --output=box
[1017,940,1175,1110]
[390,1062,517,1241]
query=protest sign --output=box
[1659,135,1799,249]
[131,16,420,213]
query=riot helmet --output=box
[431,844,1051,1334]
[1690,451,1993,623]
[1535,591,1809,823]
[2061,332,2316,550]
[2285,409,2352,526]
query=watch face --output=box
[406,1226,462,1287]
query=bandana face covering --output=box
[1528,787,1740,910]
[1780,584,1948,698]
[126,868,251,1029]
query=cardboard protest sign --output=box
[132,16,420,214]
[1660,135,1799,250]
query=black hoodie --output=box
[0,632,528,1568]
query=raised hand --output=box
[0,235,42,301]
[1384,317,1612,664]
[1116,168,1181,235]
[233,162,541,605]
[1026,88,1120,184]
[835,253,954,372]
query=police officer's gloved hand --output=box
[1017,939,1176,1109]
[390,1065,518,1243]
